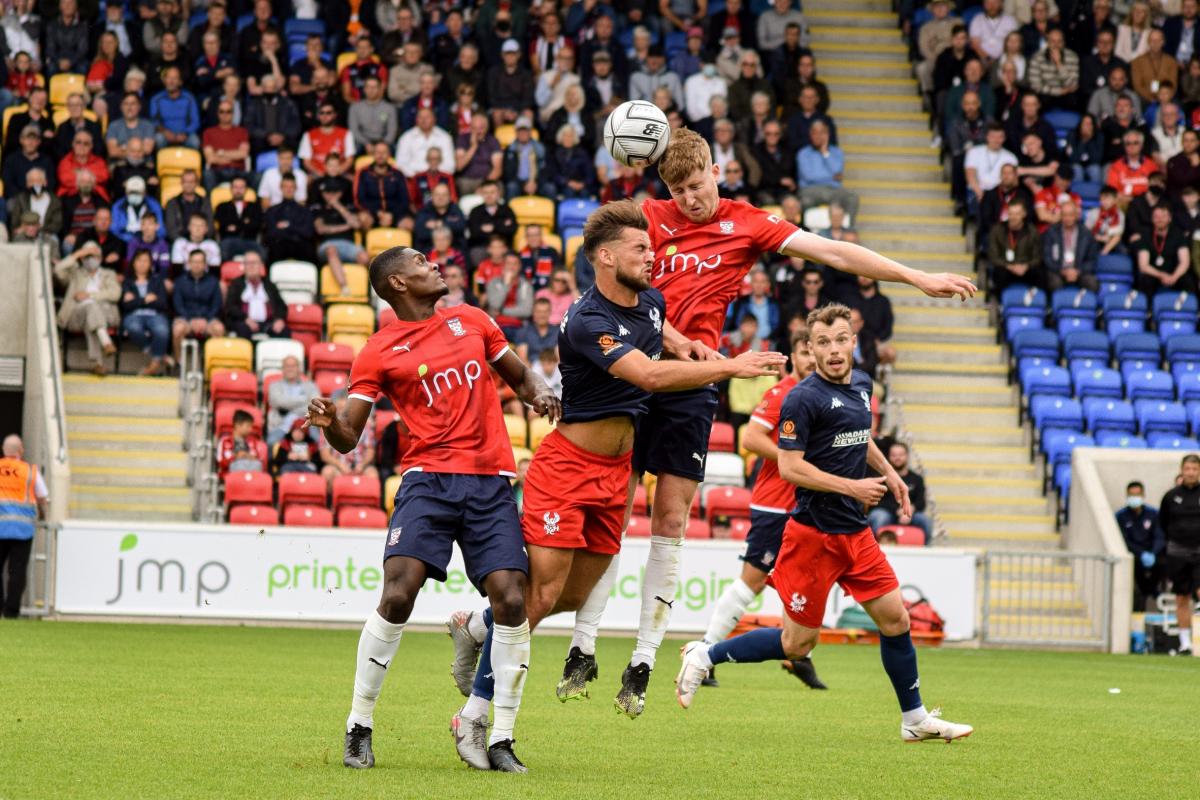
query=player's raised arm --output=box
[781,229,977,301]
[608,347,785,393]
[305,396,373,454]
[493,348,563,423]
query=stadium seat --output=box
[315,371,348,395]
[1020,365,1071,398]
[1030,396,1084,432]
[1102,290,1148,322]
[1135,400,1189,436]
[1042,430,1094,468]
[224,470,273,510]
[209,369,257,408]
[308,342,355,375]
[632,483,649,516]
[219,260,245,286]
[278,472,326,511]
[1073,366,1123,400]
[878,525,926,546]
[1097,253,1134,281]
[1062,330,1109,362]
[208,184,256,209]
[1095,431,1147,448]
[214,403,263,436]
[513,228,562,254]
[703,452,745,486]
[228,504,278,525]
[457,192,483,216]
[1011,329,1059,360]
[338,506,389,528]
[204,337,253,378]
[626,514,652,537]
[1083,398,1136,434]
[283,17,325,45]
[1126,369,1174,402]
[1152,290,1198,323]
[1054,463,1071,498]
[366,227,412,257]
[557,198,600,232]
[326,302,375,341]
[1149,433,1200,450]
[1114,332,1161,364]
[1166,335,1200,367]
[332,474,381,514]
[704,485,752,519]
[254,338,306,375]
[709,422,736,453]
[1000,285,1046,324]
[157,146,203,179]
[384,474,403,514]
[504,413,528,448]
[320,264,370,304]
[565,235,584,266]
[271,260,319,299]
[335,51,358,74]
[728,517,752,540]
[1178,372,1200,403]
[1106,317,1147,339]
[1056,316,1095,337]
[1,104,27,141]
[529,417,555,450]
[685,518,712,539]
[509,195,556,228]
[287,303,324,351]
[1050,288,1097,321]
[255,150,279,173]
[284,505,334,527]
[49,72,85,106]
[1157,320,1196,344]
[1005,315,1045,341]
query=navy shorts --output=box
[632,385,719,481]
[385,472,529,594]
[1167,551,1200,596]
[740,509,789,573]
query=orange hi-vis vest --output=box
[0,457,38,541]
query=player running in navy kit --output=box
[675,305,973,742]
[306,246,560,773]
[449,201,786,762]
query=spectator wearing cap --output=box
[1135,203,1195,294]
[54,243,121,375]
[11,210,61,261]
[717,25,750,84]
[349,75,399,149]
[797,120,858,216]
[355,140,410,229]
[502,117,548,199]
[149,65,200,150]
[578,14,629,85]
[263,175,316,262]
[201,99,250,190]
[867,443,933,545]
[1131,28,1179,104]
[757,0,808,53]
[56,131,109,200]
[172,249,225,359]
[1043,199,1099,291]
[223,250,289,340]
[631,46,683,112]
[112,176,165,244]
[1033,164,1081,231]
[583,50,627,122]
[162,170,212,243]
[988,197,1043,292]
[455,114,504,197]
[487,39,535,129]
[214,175,265,261]
[298,101,357,178]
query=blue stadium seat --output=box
[1166,334,1200,367]
[1101,289,1147,322]
[1120,360,1159,382]
[1001,285,1046,325]
[1095,431,1148,448]
[255,150,279,173]
[1063,330,1109,362]
[1097,253,1134,280]
[1043,430,1094,467]
[1031,396,1084,432]
[1178,372,1200,402]
[1012,329,1059,360]
[1084,398,1136,433]
[1044,109,1081,138]
[1114,332,1161,363]
[1074,181,1102,205]
[1107,317,1147,338]
[1149,433,1200,450]
[664,31,688,58]
[1051,288,1097,321]
[1074,366,1123,400]
[1158,319,1197,344]
[1126,369,1174,402]
[1056,317,1096,336]
[1054,462,1072,494]
[284,18,325,46]
[1006,315,1045,341]
[1021,364,1072,398]
[1099,276,1134,295]
[1152,291,1198,323]
[556,199,599,233]
[1135,399,1189,435]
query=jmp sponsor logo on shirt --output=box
[655,245,722,279]
[832,429,871,448]
[417,360,483,407]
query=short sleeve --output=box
[745,204,802,255]
[476,308,512,362]
[565,308,634,372]
[751,384,784,430]
[776,387,815,452]
[347,339,381,404]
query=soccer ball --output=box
[604,100,671,167]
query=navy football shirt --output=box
[558,286,666,423]
[776,369,875,533]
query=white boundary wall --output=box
[56,521,979,640]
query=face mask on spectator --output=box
[1127,495,1144,509]
[703,64,717,78]
[127,191,144,205]
[31,184,44,195]
[83,256,100,271]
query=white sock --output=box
[571,554,620,656]
[466,609,488,644]
[1180,627,1193,650]
[631,535,683,669]
[461,693,489,720]
[902,705,930,726]
[488,621,530,746]
[346,611,404,731]
[704,579,758,644]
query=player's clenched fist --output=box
[847,476,888,507]
[305,398,337,429]
[729,350,788,378]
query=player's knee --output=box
[489,583,527,627]
[377,586,416,623]
[781,626,817,660]
[740,564,769,594]
[876,606,910,637]
[653,509,688,539]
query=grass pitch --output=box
[1,621,1195,800]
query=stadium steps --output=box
[813,0,1061,552]
[64,374,192,522]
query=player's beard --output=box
[818,349,853,382]
[615,265,652,292]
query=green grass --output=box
[1,621,1196,800]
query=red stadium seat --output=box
[332,474,381,515]
[309,342,354,375]
[626,514,652,537]
[288,303,324,351]
[631,483,649,516]
[689,491,701,518]
[374,409,398,443]
[315,371,348,396]
[879,525,926,547]
[219,260,245,286]
[224,471,273,509]
[277,472,326,511]
[214,403,263,436]
[284,504,334,527]
[210,369,257,408]
[705,485,752,520]
[729,517,751,540]
[261,371,281,415]
[338,506,389,528]
[229,504,279,525]
[686,518,711,539]
[709,421,736,453]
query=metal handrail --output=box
[36,244,68,464]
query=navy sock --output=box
[471,608,496,700]
[708,627,786,664]
[879,630,923,712]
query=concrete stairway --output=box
[64,373,192,522]
[808,0,1058,551]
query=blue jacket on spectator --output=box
[149,89,201,135]
[173,270,222,320]
[355,165,411,220]
[120,274,170,316]
[111,198,166,243]
[797,145,845,189]
[1116,505,1163,558]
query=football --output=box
[603,100,671,167]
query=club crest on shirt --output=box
[860,390,871,412]
[543,512,560,535]
[719,220,735,234]
[779,420,796,440]
[598,334,623,356]
[387,526,403,546]
[447,317,466,336]
[649,305,662,332]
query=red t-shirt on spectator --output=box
[1106,157,1159,197]
[1033,187,1082,232]
[473,258,504,294]
[203,125,250,168]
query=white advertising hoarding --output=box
[56,521,978,639]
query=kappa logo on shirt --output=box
[618,325,631,336]
[598,334,623,356]
[830,397,844,410]
[447,317,466,336]
[779,420,797,441]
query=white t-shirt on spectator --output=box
[683,73,727,123]
[964,144,1018,191]
[394,125,456,178]
[170,237,222,266]
[968,12,1019,60]
[258,167,308,207]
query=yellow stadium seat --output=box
[565,234,583,266]
[51,108,100,128]
[512,446,533,466]
[384,474,403,514]
[330,333,370,354]
[320,263,370,304]
[642,472,657,506]
[326,302,375,339]
[2,105,27,143]
[761,204,784,218]
[207,183,257,209]
[49,73,86,107]
[335,51,358,74]
[157,146,203,179]
[513,228,562,255]
[493,124,540,148]
[158,176,206,206]
[203,337,253,378]
[509,196,555,229]
[529,416,555,450]
[366,227,412,257]
[504,413,528,449]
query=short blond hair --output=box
[657,128,711,187]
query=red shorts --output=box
[520,429,631,555]
[769,520,899,628]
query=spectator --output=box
[125,213,171,278]
[1116,1,1153,64]
[60,171,107,253]
[412,183,465,252]
[848,307,881,376]
[257,147,307,208]
[752,120,797,205]
[244,74,302,155]
[1157,453,1200,656]
[298,101,357,178]
[486,251,534,333]
[785,84,836,153]
[466,180,517,259]
[5,50,41,108]
[726,269,780,343]
[544,125,595,200]
[192,30,235,100]
[1086,185,1126,254]
[4,125,55,199]
[711,119,761,190]
[515,297,558,362]
[214,176,264,260]
[756,0,807,53]
[1034,165,1080,230]
[933,25,973,114]
[1019,0,1053,58]
[45,0,89,75]
[518,224,563,292]
[149,66,200,150]
[847,276,896,366]
[867,442,932,545]
[487,39,535,128]
[263,176,315,262]
[1087,65,1142,121]
[1183,57,1200,108]
[161,170,211,243]
[354,140,409,228]
[399,71,449,132]
[0,433,48,618]
[201,100,250,189]
[273,418,320,474]
[535,266,577,325]
[348,75,398,150]
[1043,199,1100,291]
[8,169,62,237]
[11,211,61,261]
[797,120,858,216]
[502,116,548,199]
[223,251,289,340]
[535,48,582,126]
[1136,203,1195,294]
[1167,129,1200,197]
[1068,0,1115,57]
[76,206,125,273]
[1066,113,1104,183]
[217,408,267,478]
[1130,28,1178,105]
[112,176,164,245]
[267,355,318,445]
[312,179,370,294]
[1080,28,1127,98]
[917,0,958,98]
[988,198,1043,291]
[110,136,159,202]
[670,26,705,82]
[318,390,378,489]
[684,61,727,125]
[1151,102,1185,164]
[172,248,224,359]
[727,50,773,122]
[407,147,457,212]
[819,202,859,245]
[1143,81,1181,128]
[1101,95,1154,166]
[792,267,836,319]
[53,93,102,161]
[472,236,509,296]
[119,249,171,376]
[56,131,109,200]
[943,59,996,130]
[947,91,989,209]
[394,106,454,179]
[1005,93,1059,160]
[340,34,388,104]
[54,242,120,375]
[3,87,53,158]
[454,113,503,197]
[721,312,769,358]
[1117,479,1164,611]
[170,213,220,268]
[243,27,285,97]
[437,263,477,310]
[543,84,594,154]
[1027,28,1080,110]
[630,46,683,111]
[386,40,430,107]
[969,0,1018,63]
[1106,129,1159,201]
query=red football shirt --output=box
[348,305,516,477]
[642,198,801,350]
[748,375,798,514]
